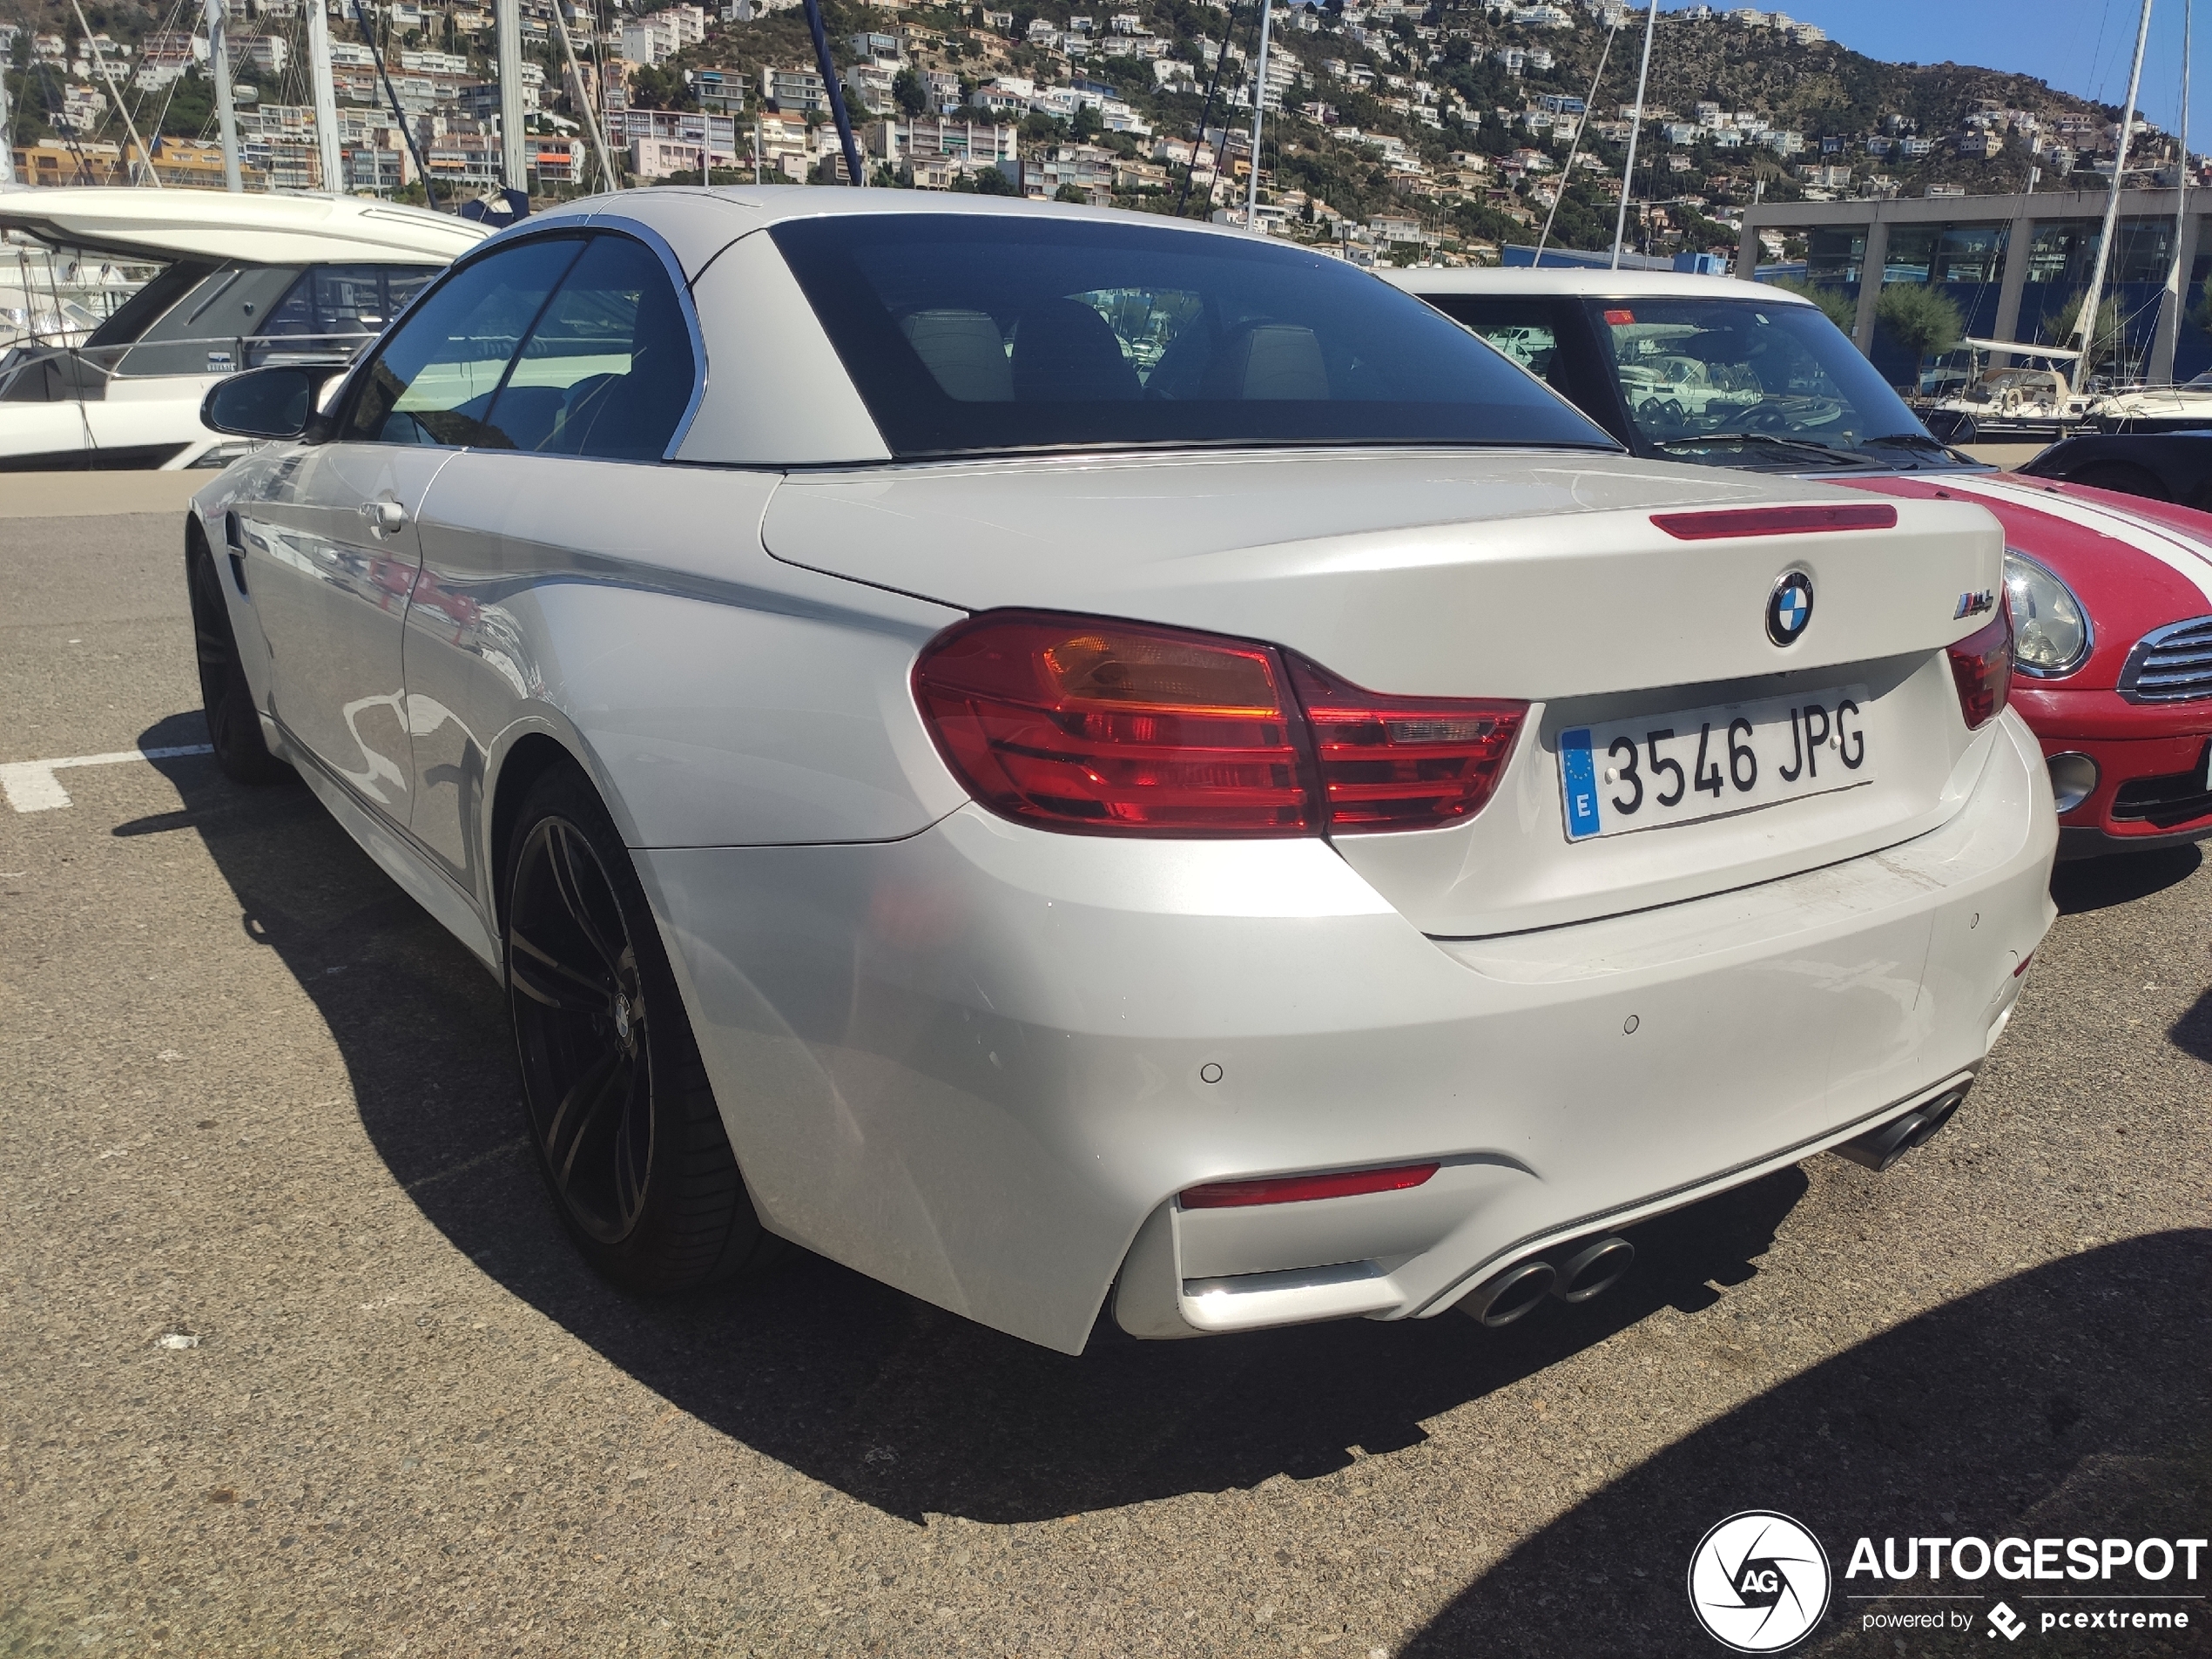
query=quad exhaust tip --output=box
[1832,1087,1969,1172]
[1553,1237,1635,1304]
[1460,1235,1635,1326]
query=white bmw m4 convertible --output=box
[188,190,2055,1353]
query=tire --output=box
[503,760,779,1293]
[2068,461,2169,502]
[186,532,292,786]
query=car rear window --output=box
[769,213,1618,459]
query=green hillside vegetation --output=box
[3,0,2176,268]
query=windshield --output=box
[772,214,1618,459]
[1588,296,1959,470]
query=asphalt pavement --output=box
[1,497,2206,1658]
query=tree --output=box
[971,162,1020,194]
[1769,277,1858,335]
[629,64,695,111]
[893,66,928,118]
[2187,273,2212,336]
[1875,281,1963,387]
[2042,290,2125,378]
[1055,181,1086,202]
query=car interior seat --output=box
[1200,323,1331,400]
[1011,298,1139,401]
[904,308,1014,401]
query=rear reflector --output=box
[914,611,1527,838]
[2013,949,2034,977]
[1651,503,1899,540]
[1180,1162,1441,1209]
[1946,603,2014,732]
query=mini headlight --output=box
[2003,550,2091,675]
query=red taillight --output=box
[1288,656,1526,832]
[1650,502,1898,540]
[914,613,1527,838]
[1946,604,2013,732]
[912,612,1312,835]
[1180,1162,1440,1209]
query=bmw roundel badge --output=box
[1766,571,1814,646]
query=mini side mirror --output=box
[200,364,341,442]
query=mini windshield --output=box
[772,214,1618,459]
[1588,297,1952,470]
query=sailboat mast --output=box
[2074,0,2155,394]
[309,0,345,193]
[1611,0,1657,270]
[73,0,160,185]
[1537,19,1618,261]
[1246,0,1273,233]
[204,0,243,191]
[2157,0,2192,380]
[496,0,527,194]
[554,6,617,193]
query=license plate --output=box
[1559,685,1873,841]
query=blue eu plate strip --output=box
[1561,728,1602,840]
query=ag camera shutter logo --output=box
[1688,1511,1831,1651]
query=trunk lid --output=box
[764,450,2006,935]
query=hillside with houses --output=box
[5,0,2198,266]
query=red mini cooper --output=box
[1394,268,2212,856]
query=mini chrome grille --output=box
[2118,615,2212,703]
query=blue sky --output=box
[1665,1,2210,151]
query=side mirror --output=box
[200,363,342,442]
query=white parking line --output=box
[0,745,214,813]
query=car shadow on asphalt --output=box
[2050,844,2201,915]
[1398,1230,2212,1659]
[147,715,1829,1527]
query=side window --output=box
[482,234,698,461]
[342,238,583,447]
[1425,295,1572,393]
[254,264,439,362]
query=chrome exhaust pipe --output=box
[1551,1236,1635,1304]
[1460,1258,1555,1327]
[1833,1087,1969,1172]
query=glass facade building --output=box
[1744,191,2212,388]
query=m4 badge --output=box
[1954,589,1997,620]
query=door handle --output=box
[361,498,407,535]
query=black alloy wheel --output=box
[504,762,778,1291]
[186,530,291,786]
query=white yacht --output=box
[2088,370,2212,432]
[1925,340,2096,438]
[0,190,485,471]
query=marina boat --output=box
[1924,339,2096,440]
[0,190,484,471]
[2089,371,2212,432]
[0,238,158,351]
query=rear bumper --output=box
[637,710,2057,1354]
[2010,683,2212,856]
